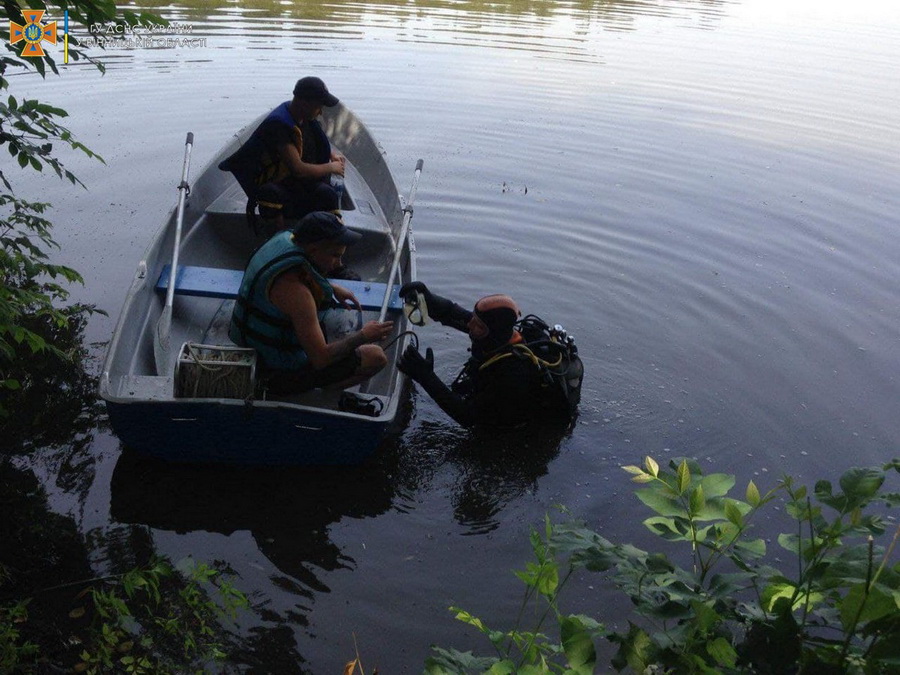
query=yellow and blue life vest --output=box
[218,102,332,198]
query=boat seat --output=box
[205,180,356,223]
[156,265,402,312]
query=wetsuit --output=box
[411,304,581,428]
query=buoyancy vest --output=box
[452,315,584,419]
[218,102,332,198]
[228,231,334,371]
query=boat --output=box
[99,104,420,465]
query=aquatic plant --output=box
[427,458,900,673]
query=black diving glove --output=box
[399,282,454,322]
[398,344,435,382]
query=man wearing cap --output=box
[229,211,394,394]
[219,76,346,229]
[396,282,583,427]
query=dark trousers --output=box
[257,176,340,220]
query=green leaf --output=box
[733,538,766,558]
[635,488,684,517]
[514,560,559,598]
[450,607,488,634]
[724,500,744,527]
[560,615,596,671]
[777,533,801,555]
[689,484,706,517]
[746,480,761,507]
[643,516,692,541]
[762,582,797,612]
[839,467,885,507]
[699,473,735,498]
[677,460,691,494]
[644,456,659,477]
[706,637,737,668]
[611,623,653,673]
[691,600,720,633]
[840,583,897,632]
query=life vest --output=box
[228,231,334,371]
[218,102,332,199]
[452,315,584,418]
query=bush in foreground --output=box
[428,458,900,674]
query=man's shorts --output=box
[264,348,362,395]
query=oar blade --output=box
[154,307,173,375]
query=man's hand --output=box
[398,344,434,382]
[332,284,360,310]
[361,320,393,343]
[399,282,453,321]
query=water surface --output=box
[9,0,900,670]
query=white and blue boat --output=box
[100,105,420,465]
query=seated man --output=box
[219,76,347,230]
[229,211,393,395]
[397,282,584,428]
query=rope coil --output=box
[174,342,257,399]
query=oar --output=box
[154,132,195,375]
[378,158,424,322]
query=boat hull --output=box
[105,398,390,466]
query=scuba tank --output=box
[518,315,584,417]
[452,314,584,419]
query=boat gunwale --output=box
[99,103,412,432]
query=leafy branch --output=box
[428,458,900,673]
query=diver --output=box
[397,282,584,428]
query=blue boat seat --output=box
[156,265,402,312]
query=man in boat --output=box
[229,211,394,395]
[219,76,347,231]
[396,283,584,428]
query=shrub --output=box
[427,458,900,673]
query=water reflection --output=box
[110,451,395,592]
[391,416,574,533]
[1,309,106,510]
[85,0,733,68]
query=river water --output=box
[8,0,900,671]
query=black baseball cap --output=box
[292,76,339,107]
[293,211,361,246]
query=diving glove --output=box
[399,282,453,322]
[398,344,435,382]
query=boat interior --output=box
[103,122,412,417]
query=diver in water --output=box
[397,282,584,428]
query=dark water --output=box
[9,0,900,671]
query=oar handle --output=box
[162,134,195,315]
[155,132,196,372]
[378,159,424,322]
